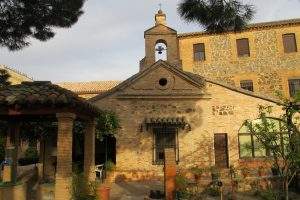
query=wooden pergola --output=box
[0,81,100,200]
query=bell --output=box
[158,51,163,54]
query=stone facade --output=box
[90,10,289,181]
[92,60,283,181]
[178,22,300,98]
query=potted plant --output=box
[96,160,116,200]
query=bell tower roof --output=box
[155,9,167,26]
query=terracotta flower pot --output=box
[97,185,111,200]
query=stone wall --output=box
[93,82,283,181]
[178,25,300,98]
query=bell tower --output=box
[140,9,182,71]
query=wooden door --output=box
[214,133,229,168]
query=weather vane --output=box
[159,3,162,10]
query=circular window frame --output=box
[156,76,174,90]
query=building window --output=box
[238,118,288,159]
[193,43,205,61]
[240,80,254,92]
[236,38,250,57]
[283,33,297,53]
[288,79,300,97]
[153,126,178,164]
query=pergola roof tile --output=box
[0,81,100,116]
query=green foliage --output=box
[71,173,96,200]
[104,160,116,172]
[255,189,282,200]
[0,0,86,50]
[203,186,220,197]
[24,146,38,159]
[178,0,255,33]
[190,166,204,176]
[95,110,120,140]
[0,69,11,88]
[175,174,189,190]
[245,102,300,200]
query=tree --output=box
[0,0,86,51]
[178,0,255,33]
[245,102,300,200]
[0,69,11,88]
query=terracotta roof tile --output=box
[178,18,300,38]
[0,81,100,115]
[57,81,121,94]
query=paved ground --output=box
[110,181,164,200]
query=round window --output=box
[159,78,168,87]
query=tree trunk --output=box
[285,180,289,200]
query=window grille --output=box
[288,79,300,97]
[240,80,254,92]
[153,126,179,165]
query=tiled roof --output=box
[57,81,121,94]
[0,65,33,81]
[0,81,100,115]
[178,18,300,38]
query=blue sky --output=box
[1,0,300,82]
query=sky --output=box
[1,0,300,83]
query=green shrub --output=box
[104,160,115,172]
[25,147,38,159]
[254,189,282,200]
[175,174,189,190]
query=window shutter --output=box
[193,43,205,61]
[236,38,250,57]
[283,33,297,53]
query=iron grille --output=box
[153,126,178,165]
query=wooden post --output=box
[3,121,20,183]
[164,148,176,200]
[55,113,76,200]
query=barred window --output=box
[288,79,300,97]
[283,33,297,53]
[236,38,250,57]
[153,127,179,165]
[240,80,254,92]
[193,43,205,61]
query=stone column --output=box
[164,148,176,200]
[3,121,20,183]
[55,113,76,200]
[84,119,96,182]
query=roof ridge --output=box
[0,64,33,80]
[178,18,300,38]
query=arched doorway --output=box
[95,135,116,165]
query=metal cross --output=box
[159,3,162,10]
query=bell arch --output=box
[155,39,167,61]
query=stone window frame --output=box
[277,29,300,57]
[238,118,288,159]
[282,33,298,53]
[193,43,206,61]
[236,38,250,57]
[152,126,179,165]
[231,33,256,61]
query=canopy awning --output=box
[143,117,191,131]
